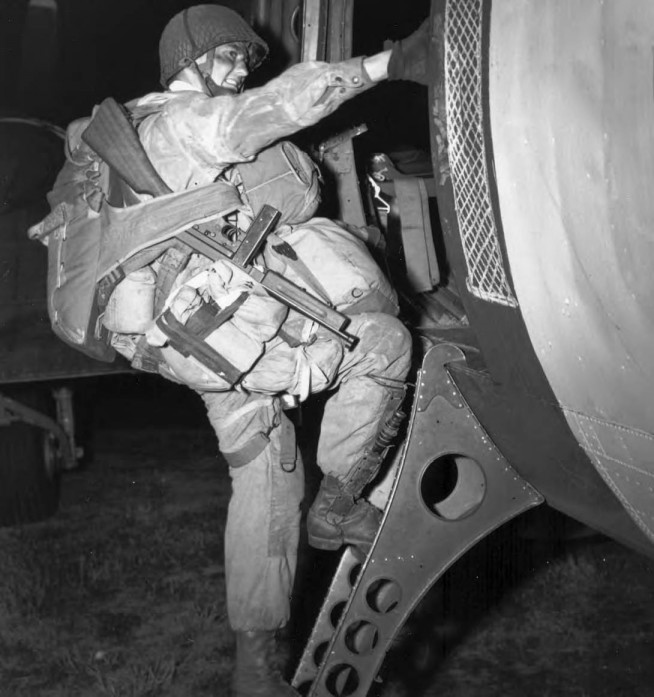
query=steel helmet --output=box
[158,4,268,88]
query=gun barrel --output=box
[253,269,358,349]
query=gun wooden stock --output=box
[82,98,171,198]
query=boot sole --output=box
[307,533,371,561]
[307,532,343,551]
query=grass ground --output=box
[1,384,653,697]
[0,427,233,697]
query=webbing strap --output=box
[131,336,164,374]
[185,292,249,339]
[156,309,243,387]
[223,431,271,469]
[222,404,279,469]
[154,244,193,315]
[97,180,242,281]
[218,398,273,429]
[222,410,297,471]
[279,412,297,472]
[278,328,303,348]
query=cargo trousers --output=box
[201,312,411,631]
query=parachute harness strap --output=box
[221,399,296,472]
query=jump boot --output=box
[307,474,382,553]
[308,400,406,554]
[232,630,299,697]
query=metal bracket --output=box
[416,342,466,411]
[293,343,543,696]
[0,391,77,470]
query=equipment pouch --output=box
[265,217,399,316]
[37,154,117,362]
[149,261,290,391]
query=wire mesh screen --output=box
[445,0,518,307]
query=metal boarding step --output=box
[292,342,544,697]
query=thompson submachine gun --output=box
[82,98,358,355]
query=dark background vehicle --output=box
[0,113,129,526]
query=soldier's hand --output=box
[387,18,433,86]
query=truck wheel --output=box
[0,393,59,527]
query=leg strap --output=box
[222,406,298,472]
[223,431,273,469]
[279,412,298,473]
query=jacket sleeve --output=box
[145,58,375,171]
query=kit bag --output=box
[28,123,115,361]
[26,115,243,364]
[265,217,399,317]
[145,260,291,392]
[234,146,396,316]
[235,140,321,225]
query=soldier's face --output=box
[209,42,250,92]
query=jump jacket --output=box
[101,55,396,396]
[132,57,375,191]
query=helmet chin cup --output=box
[204,76,236,97]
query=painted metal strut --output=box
[293,342,543,696]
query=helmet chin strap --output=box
[203,75,234,97]
[197,48,221,96]
[177,49,239,97]
[198,47,243,97]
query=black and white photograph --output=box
[1,1,653,695]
